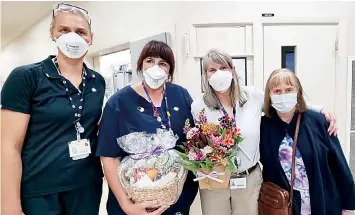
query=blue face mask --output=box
[270,92,298,113]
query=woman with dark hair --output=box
[96,40,198,215]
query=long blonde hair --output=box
[202,49,247,109]
[264,68,307,117]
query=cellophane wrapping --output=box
[117,129,187,205]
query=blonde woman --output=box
[1,3,104,215]
[260,69,355,215]
[191,49,337,215]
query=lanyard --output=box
[142,81,171,130]
[218,99,236,125]
[53,57,86,140]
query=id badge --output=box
[68,139,91,160]
[230,176,247,189]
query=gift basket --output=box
[117,129,188,206]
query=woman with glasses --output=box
[1,3,104,215]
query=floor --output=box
[99,180,203,215]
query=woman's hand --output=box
[146,206,169,215]
[122,201,169,215]
[321,109,338,136]
[1,207,24,215]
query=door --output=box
[263,24,338,114]
[349,58,355,176]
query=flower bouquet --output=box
[176,108,243,189]
[117,129,187,206]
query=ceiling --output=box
[1,1,62,50]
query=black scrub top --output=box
[1,56,105,197]
[96,84,199,215]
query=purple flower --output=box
[219,146,228,154]
[186,127,199,139]
[279,146,292,161]
[188,150,197,161]
[183,142,191,150]
[198,114,207,123]
[218,115,235,129]
[196,151,206,161]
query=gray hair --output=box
[50,4,91,31]
[202,49,247,109]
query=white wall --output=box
[0,15,56,76]
[1,1,355,152]
[348,3,355,57]
[0,1,180,77]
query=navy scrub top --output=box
[1,56,105,197]
[97,83,198,215]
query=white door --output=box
[263,24,338,114]
[349,58,355,176]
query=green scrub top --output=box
[1,55,105,197]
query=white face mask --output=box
[271,92,298,113]
[55,32,89,59]
[143,65,168,89]
[208,70,233,93]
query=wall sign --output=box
[262,13,275,17]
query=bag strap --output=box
[289,113,302,214]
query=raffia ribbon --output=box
[193,171,225,183]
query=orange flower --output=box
[201,123,218,135]
[208,151,222,161]
[208,151,228,166]
[223,135,235,148]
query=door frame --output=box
[347,57,355,162]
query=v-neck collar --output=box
[42,55,95,79]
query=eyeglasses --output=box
[52,3,91,25]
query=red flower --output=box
[226,129,232,136]
[223,135,235,148]
[233,127,241,137]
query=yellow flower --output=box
[219,158,228,166]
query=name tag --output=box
[230,177,247,189]
[68,139,91,160]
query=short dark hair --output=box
[136,40,175,82]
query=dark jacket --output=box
[260,110,355,215]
